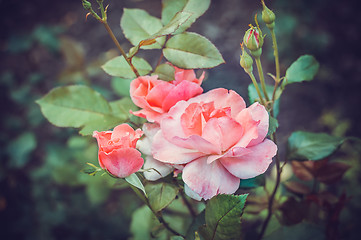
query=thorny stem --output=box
[102,22,140,77]
[85,1,140,77]
[155,36,168,69]
[128,184,185,237]
[255,56,270,102]
[155,51,164,69]
[258,133,281,240]
[247,72,266,106]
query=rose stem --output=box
[254,56,270,102]
[87,1,140,77]
[270,28,280,113]
[247,72,266,106]
[257,133,281,240]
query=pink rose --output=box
[130,65,204,123]
[152,88,277,200]
[93,124,144,178]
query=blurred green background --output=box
[1,0,360,239]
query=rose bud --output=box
[240,45,254,74]
[93,124,144,178]
[261,0,276,29]
[243,26,264,54]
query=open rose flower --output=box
[130,65,205,123]
[93,124,144,178]
[152,88,277,200]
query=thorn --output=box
[105,4,109,12]
[85,12,91,21]
[267,73,277,81]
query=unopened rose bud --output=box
[240,48,253,73]
[82,0,92,11]
[243,27,263,52]
[261,0,276,29]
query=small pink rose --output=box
[130,65,204,123]
[93,124,144,178]
[152,88,277,200]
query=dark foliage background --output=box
[0,0,360,239]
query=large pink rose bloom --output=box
[130,65,204,123]
[93,124,144,178]
[152,88,277,200]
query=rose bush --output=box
[151,88,277,200]
[93,124,144,178]
[130,65,204,123]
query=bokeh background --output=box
[1,0,361,239]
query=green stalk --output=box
[255,56,270,102]
[270,29,280,82]
[247,72,266,106]
[270,28,280,111]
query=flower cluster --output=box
[93,64,277,200]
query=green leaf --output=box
[111,77,132,97]
[130,205,153,240]
[163,32,224,69]
[36,85,125,135]
[133,11,193,51]
[139,11,193,48]
[267,116,279,137]
[288,131,344,161]
[285,55,319,85]
[102,56,152,78]
[125,173,147,196]
[7,132,37,168]
[248,83,280,117]
[121,8,165,49]
[154,11,193,37]
[153,63,175,81]
[161,0,211,33]
[109,97,138,119]
[145,182,179,212]
[199,194,248,240]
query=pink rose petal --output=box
[99,148,144,178]
[143,155,174,181]
[220,139,277,179]
[152,131,204,164]
[182,156,240,200]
